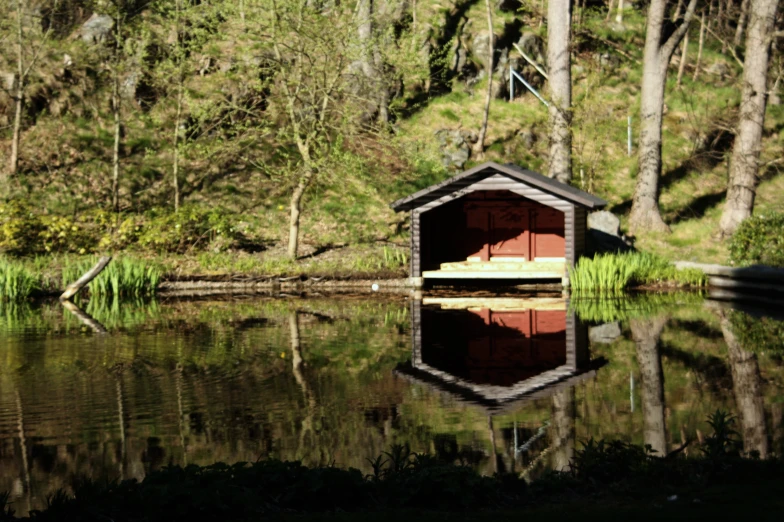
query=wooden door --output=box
[532,208,565,259]
[490,206,530,259]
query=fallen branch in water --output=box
[60,256,112,301]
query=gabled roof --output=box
[390,161,607,212]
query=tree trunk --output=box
[734,0,751,46]
[606,0,615,22]
[112,43,121,213]
[693,12,706,81]
[629,0,698,234]
[9,0,25,179]
[673,0,684,19]
[550,387,575,471]
[719,0,779,237]
[473,0,494,158]
[288,166,315,259]
[721,314,769,457]
[173,85,183,212]
[677,31,689,87]
[631,315,669,456]
[547,0,572,183]
[615,0,624,24]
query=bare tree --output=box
[693,11,706,81]
[676,30,690,87]
[6,0,55,184]
[473,0,493,158]
[259,0,367,259]
[719,0,780,237]
[629,0,698,234]
[548,0,572,183]
[734,0,751,46]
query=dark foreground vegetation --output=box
[1,411,781,521]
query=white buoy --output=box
[371,283,379,292]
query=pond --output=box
[0,292,782,513]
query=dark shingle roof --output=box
[390,161,607,211]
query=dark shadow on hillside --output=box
[397,0,479,119]
[669,161,782,224]
[668,191,725,224]
[609,122,735,218]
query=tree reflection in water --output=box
[0,295,782,513]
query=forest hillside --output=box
[1,1,782,274]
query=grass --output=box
[62,255,162,297]
[0,256,39,301]
[569,251,706,294]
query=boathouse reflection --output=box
[396,297,602,472]
[397,297,598,412]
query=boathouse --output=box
[391,162,607,283]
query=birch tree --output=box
[718,0,780,237]
[4,0,56,184]
[254,0,368,259]
[547,0,572,183]
[628,0,698,234]
[473,0,493,158]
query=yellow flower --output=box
[278,205,284,210]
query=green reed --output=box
[0,256,39,301]
[62,255,162,297]
[570,292,705,323]
[569,252,706,294]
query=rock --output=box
[598,52,620,70]
[471,32,493,72]
[79,13,114,45]
[63,54,73,68]
[516,32,546,67]
[1,72,15,92]
[120,71,141,100]
[706,61,731,78]
[435,129,472,170]
[516,127,537,149]
[589,322,622,344]
[588,211,621,236]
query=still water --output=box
[0,293,782,512]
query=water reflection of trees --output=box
[1,297,783,513]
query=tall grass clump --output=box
[570,292,705,323]
[0,257,39,301]
[62,256,162,297]
[569,252,705,294]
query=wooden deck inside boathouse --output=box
[422,259,567,279]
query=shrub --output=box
[137,205,244,254]
[0,201,45,256]
[728,212,784,267]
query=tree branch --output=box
[661,0,699,60]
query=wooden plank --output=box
[411,210,421,277]
[423,270,564,279]
[675,261,784,283]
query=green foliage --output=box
[137,206,244,254]
[728,212,784,267]
[701,410,743,460]
[0,257,39,301]
[569,252,706,294]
